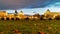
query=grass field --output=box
[0,20,60,34]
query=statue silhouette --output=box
[14,10,18,16]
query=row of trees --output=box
[0,14,60,20]
[33,13,60,20]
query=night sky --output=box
[0,0,60,15]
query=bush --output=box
[49,18,52,20]
[40,15,44,20]
[6,18,9,20]
[11,18,14,20]
[33,13,40,17]
[25,17,29,20]
[16,18,19,20]
[40,17,44,20]
[54,15,60,20]
[1,18,4,20]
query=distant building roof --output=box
[24,14,31,16]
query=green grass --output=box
[0,20,60,34]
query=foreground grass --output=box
[0,20,60,34]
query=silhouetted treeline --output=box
[0,15,60,20]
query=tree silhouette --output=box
[40,15,44,20]
[14,10,18,16]
[15,10,18,14]
[33,13,40,18]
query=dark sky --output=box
[0,0,60,10]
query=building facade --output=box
[0,10,38,20]
[44,9,60,19]
[1,9,60,20]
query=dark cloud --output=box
[0,0,60,10]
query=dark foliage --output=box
[40,17,44,20]
[11,18,14,20]
[1,18,4,20]
[15,10,18,14]
[25,17,29,20]
[49,18,52,20]
[54,15,60,20]
[6,18,9,20]
[33,13,40,18]
[16,18,19,20]
[38,32,41,34]
[40,15,44,20]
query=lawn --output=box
[0,20,60,34]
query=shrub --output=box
[25,17,29,20]
[49,18,52,20]
[16,18,19,20]
[40,15,45,20]
[40,17,44,20]
[11,18,14,20]
[1,18,4,20]
[6,18,9,20]
[54,15,60,20]
[33,13,40,19]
